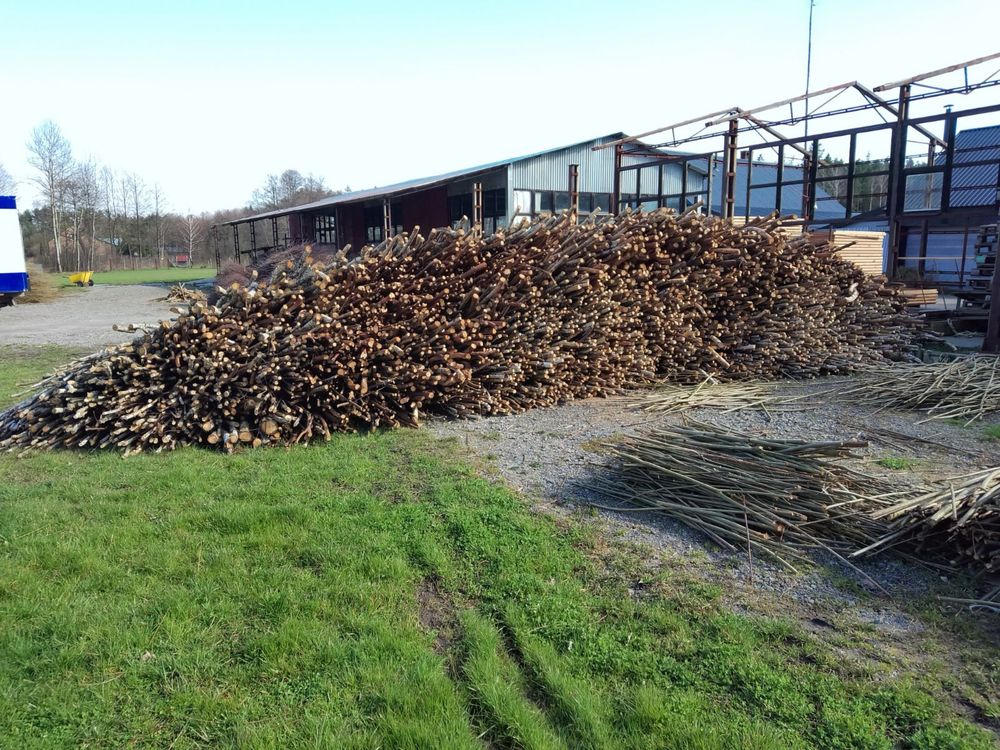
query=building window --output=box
[577,193,612,213]
[364,203,402,243]
[449,189,506,233]
[534,191,554,213]
[314,214,336,244]
[448,194,473,227]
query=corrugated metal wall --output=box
[510,135,618,193]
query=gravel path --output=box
[0,286,176,347]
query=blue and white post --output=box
[0,195,29,307]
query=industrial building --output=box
[216,135,839,263]
[219,134,635,262]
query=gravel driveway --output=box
[0,286,177,347]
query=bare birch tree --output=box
[151,183,166,268]
[27,121,74,272]
[76,159,101,271]
[126,173,148,269]
[0,162,15,195]
[172,213,205,265]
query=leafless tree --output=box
[0,162,15,195]
[250,169,337,210]
[126,173,148,269]
[100,166,119,268]
[172,213,206,265]
[251,173,282,210]
[151,183,167,268]
[75,159,101,271]
[27,121,74,272]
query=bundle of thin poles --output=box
[854,467,1000,574]
[843,355,1000,424]
[631,376,809,414]
[591,421,895,575]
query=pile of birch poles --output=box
[590,422,895,575]
[842,355,1000,424]
[0,209,917,455]
[597,421,999,596]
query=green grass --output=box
[0,347,997,748]
[50,267,214,287]
[877,456,918,470]
[982,425,1000,441]
[0,346,90,408]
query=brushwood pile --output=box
[0,209,917,454]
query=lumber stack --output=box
[0,209,918,454]
[809,229,886,276]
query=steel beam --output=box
[853,82,946,148]
[592,108,740,150]
[707,81,856,125]
[874,51,1000,92]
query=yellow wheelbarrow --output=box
[68,271,94,287]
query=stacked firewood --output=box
[164,284,206,303]
[0,210,917,454]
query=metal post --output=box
[959,221,970,287]
[613,145,622,214]
[844,133,857,220]
[886,84,911,280]
[232,225,240,261]
[723,119,739,220]
[917,219,929,278]
[744,151,753,222]
[678,160,686,212]
[249,221,257,264]
[984,261,1000,353]
[271,217,279,250]
[472,182,483,234]
[706,155,714,216]
[806,139,820,222]
[940,111,957,212]
[213,225,221,271]
[383,198,392,241]
[568,164,579,218]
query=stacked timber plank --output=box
[809,229,886,276]
[0,210,918,454]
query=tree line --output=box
[1,120,340,273]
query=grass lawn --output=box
[1,347,997,748]
[48,267,214,287]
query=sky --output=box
[1,0,998,214]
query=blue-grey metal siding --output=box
[509,135,618,193]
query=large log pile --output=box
[0,210,917,454]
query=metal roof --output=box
[902,125,1000,210]
[946,124,1000,208]
[221,133,627,226]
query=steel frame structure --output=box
[598,53,1000,350]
